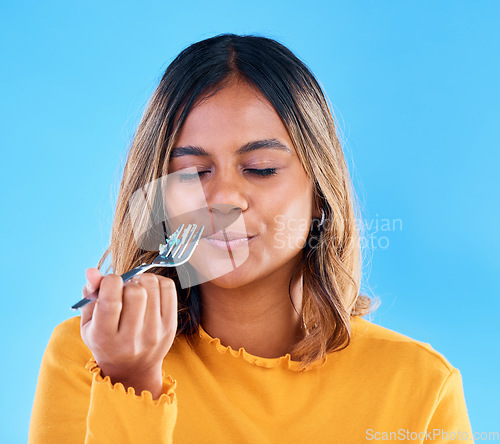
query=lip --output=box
[202,233,256,250]
[204,231,254,241]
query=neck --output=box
[198,259,306,359]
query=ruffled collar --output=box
[196,324,328,372]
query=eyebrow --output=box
[170,138,292,158]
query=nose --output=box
[204,169,249,214]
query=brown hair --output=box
[97,33,377,371]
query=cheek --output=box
[163,171,208,217]
[266,179,314,248]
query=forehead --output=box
[173,80,296,155]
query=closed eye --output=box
[178,171,210,182]
[245,168,277,177]
[179,168,277,182]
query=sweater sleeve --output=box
[29,317,178,444]
[424,369,474,443]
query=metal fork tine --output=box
[177,224,198,257]
[179,225,204,260]
[161,223,184,258]
[172,224,193,257]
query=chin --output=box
[203,265,258,289]
[186,241,253,286]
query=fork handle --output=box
[120,263,157,281]
[70,263,157,311]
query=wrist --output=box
[99,363,164,399]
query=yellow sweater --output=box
[29,315,473,443]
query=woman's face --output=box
[166,79,316,288]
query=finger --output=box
[91,274,124,338]
[118,281,148,336]
[137,274,161,339]
[158,277,178,330]
[80,299,96,327]
[86,267,103,286]
[82,268,103,299]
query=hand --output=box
[80,268,178,399]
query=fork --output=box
[70,224,205,311]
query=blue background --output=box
[1,0,498,441]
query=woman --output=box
[29,34,473,443]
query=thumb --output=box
[80,268,103,329]
[83,267,103,295]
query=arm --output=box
[85,358,177,443]
[29,317,178,444]
[424,369,474,443]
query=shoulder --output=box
[348,316,456,379]
[341,317,471,429]
[44,316,92,365]
[50,315,84,344]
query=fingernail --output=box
[84,282,94,293]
